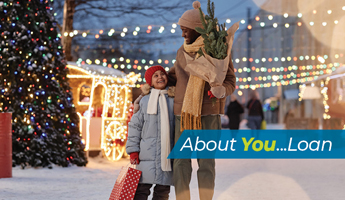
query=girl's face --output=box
[151,70,168,90]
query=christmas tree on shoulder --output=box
[0,0,87,168]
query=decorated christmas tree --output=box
[0,0,87,168]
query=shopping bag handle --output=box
[126,162,138,169]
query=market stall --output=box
[298,66,345,129]
[66,62,140,161]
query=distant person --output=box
[246,90,264,129]
[226,95,244,129]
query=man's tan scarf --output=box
[180,36,205,132]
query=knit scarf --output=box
[180,36,205,132]
[147,88,171,171]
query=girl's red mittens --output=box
[130,152,140,164]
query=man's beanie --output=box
[145,65,167,86]
[178,1,204,30]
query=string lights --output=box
[58,6,345,39]
[320,79,331,120]
[75,53,343,72]
[73,52,343,90]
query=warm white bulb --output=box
[318,56,325,63]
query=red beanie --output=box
[145,65,168,86]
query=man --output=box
[168,1,236,200]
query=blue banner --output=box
[168,130,345,159]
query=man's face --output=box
[181,26,201,44]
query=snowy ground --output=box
[1,157,345,200]
[1,124,345,200]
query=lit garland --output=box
[298,84,306,101]
[320,79,331,120]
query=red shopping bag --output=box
[109,164,142,200]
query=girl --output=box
[126,65,174,200]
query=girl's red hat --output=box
[144,65,167,86]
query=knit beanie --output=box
[145,65,168,86]
[178,1,204,30]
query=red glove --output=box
[130,152,140,164]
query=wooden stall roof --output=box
[66,61,126,76]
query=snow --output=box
[66,61,126,77]
[1,156,345,200]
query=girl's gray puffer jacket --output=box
[126,93,174,186]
